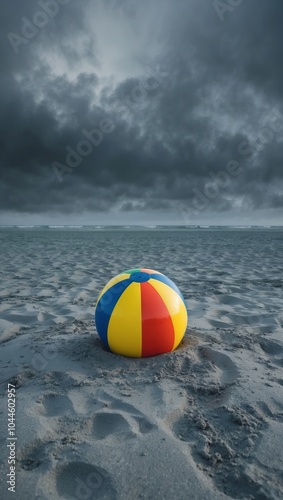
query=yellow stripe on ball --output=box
[108,282,142,357]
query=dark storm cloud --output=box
[0,0,283,219]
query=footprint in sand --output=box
[198,347,239,387]
[20,439,53,471]
[56,461,117,500]
[92,412,133,439]
[258,338,283,366]
[54,393,156,498]
[170,348,240,463]
[185,347,239,408]
[39,393,74,417]
[24,385,157,499]
[247,399,283,425]
[91,391,157,440]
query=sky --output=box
[0,0,283,226]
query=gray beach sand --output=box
[0,227,283,499]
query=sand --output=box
[0,227,283,499]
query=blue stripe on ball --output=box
[95,278,132,349]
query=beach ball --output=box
[94,268,188,358]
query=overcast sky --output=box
[1,0,283,225]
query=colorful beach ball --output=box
[94,268,188,358]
